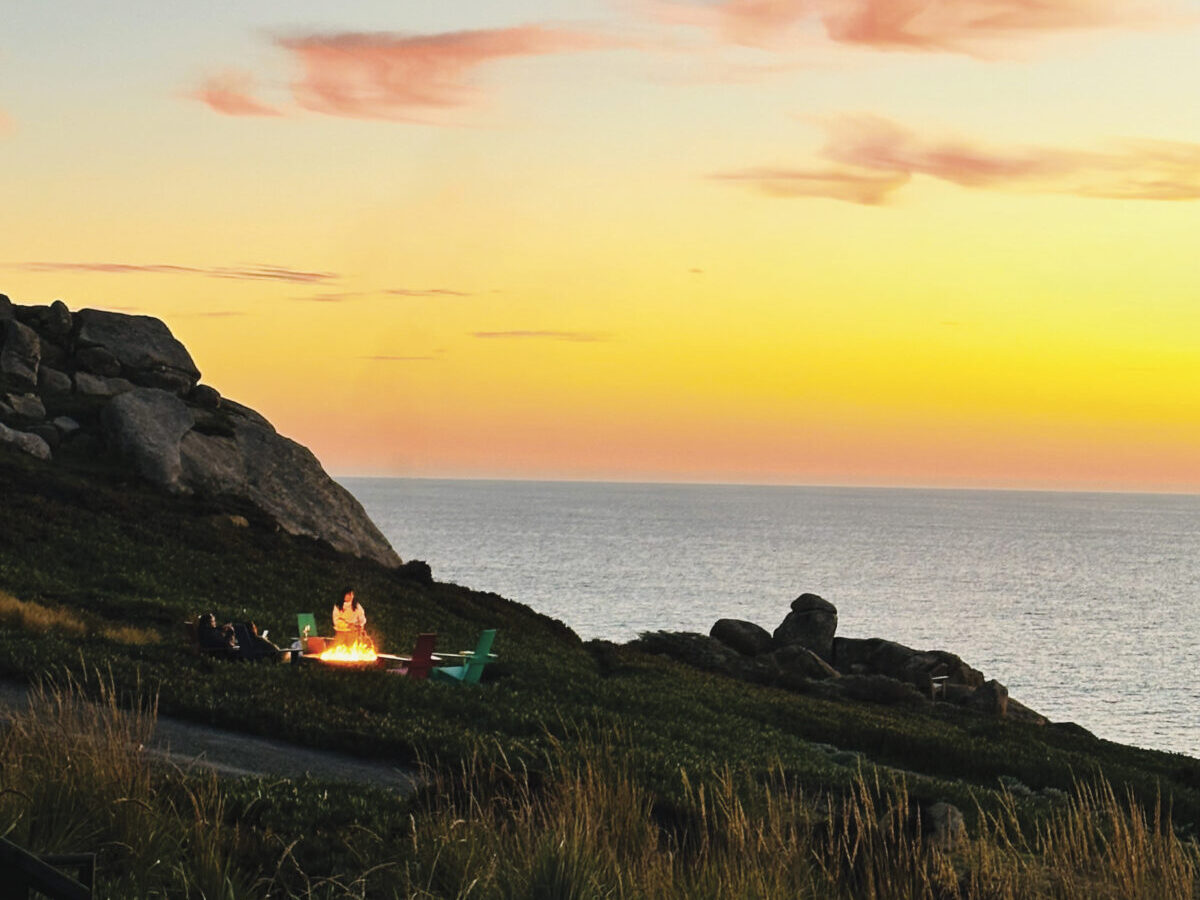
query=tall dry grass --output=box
[0,670,254,898]
[0,671,1195,898]
[0,589,158,644]
[386,735,1200,900]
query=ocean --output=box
[343,478,1200,759]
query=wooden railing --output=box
[0,837,94,900]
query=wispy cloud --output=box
[299,287,474,302]
[384,287,473,297]
[175,310,250,318]
[361,355,440,361]
[651,0,1181,55]
[711,165,910,204]
[224,25,620,121]
[714,114,1200,204]
[9,261,337,283]
[193,70,283,116]
[472,330,611,342]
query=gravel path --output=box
[0,679,419,794]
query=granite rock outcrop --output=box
[631,592,1046,723]
[0,293,401,568]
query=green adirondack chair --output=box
[294,612,327,652]
[431,629,497,685]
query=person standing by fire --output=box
[332,587,367,646]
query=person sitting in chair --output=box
[233,621,282,662]
[332,587,366,646]
[197,613,239,658]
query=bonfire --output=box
[319,636,378,664]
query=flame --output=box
[319,639,378,663]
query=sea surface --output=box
[343,478,1200,758]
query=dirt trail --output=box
[0,679,419,794]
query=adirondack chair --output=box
[431,629,497,685]
[390,633,439,679]
[295,613,327,653]
[296,613,319,640]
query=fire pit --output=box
[298,637,404,670]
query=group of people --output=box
[198,587,370,660]
[195,614,282,661]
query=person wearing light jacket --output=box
[332,587,366,645]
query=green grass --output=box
[2,445,1199,895]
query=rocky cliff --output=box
[0,293,401,569]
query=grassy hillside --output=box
[1,445,1198,897]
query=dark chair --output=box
[390,633,439,679]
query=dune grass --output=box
[387,735,1200,900]
[0,589,158,645]
[0,671,1197,898]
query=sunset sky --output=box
[5,0,1200,490]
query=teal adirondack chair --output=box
[431,629,497,685]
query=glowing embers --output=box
[318,638,378,664]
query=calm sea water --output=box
[342,478,1200,758]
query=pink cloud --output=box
[384,287,473,297]
[715,115,1200,203]
[10,262,336,283]
[710,165,910,204]
[823,115,1200,199]
[653,0,1178,54]
[278,26,619,120]
[194,70,283,116]
[299,287,474,302]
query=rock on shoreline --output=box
[0,293,401,568]
[635,592,1048,724]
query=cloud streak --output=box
[361,355,440,361]
[711,166,910,204]
[384,287,473,297]
[193,70,283,116]
[264,25,619,121]
[9,262,336,283]
[653,0,1179,55]
[472,330,611,342]
[714,115,1200,204]
[299,287,474,303]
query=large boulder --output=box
[1,298,403,569]
[101,388,195,490]
[17,300,73,342]
[37,366,72,395]
[4,393,46,424]
[75,309,200,394]
[1,320,41,392]
[629,631,742,675]
[765,643,839,680]
[179,419,402,568]
[833,637,983,693]
[965,679,1009,717]
[773,593,838,661]
[0,422,51,461]
[711,618,773,656]
[74,371,136,398]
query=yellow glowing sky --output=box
[4,1,1200,489]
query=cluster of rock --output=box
[0,293,401,569]
[634,593,1044,723]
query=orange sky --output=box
[4,1,1200,489]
